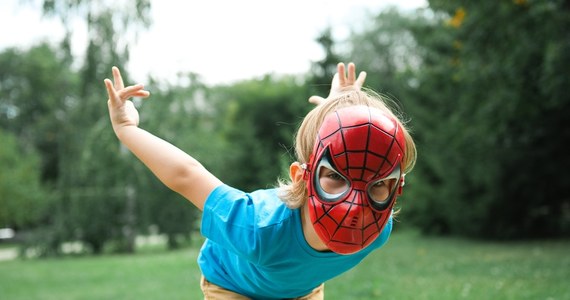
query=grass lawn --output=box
[0,229,568,300]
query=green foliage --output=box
[388,1,570,238]
[0,44,78,183]
[0,0,155,255]
[211,75,312,191]
[0,44,75,255]
[308,27,346,97]
[348,7,423,101]
[0,129,49,228]
[49,0,153,254]
[345,2,570,239]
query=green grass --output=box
[0,230,568,300]
[327,230,570,300]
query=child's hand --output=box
[104,66,150,134]
[308,62,367,105]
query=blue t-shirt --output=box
[198,184,392,300]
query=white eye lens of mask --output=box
[367,166,401,210]
[314,156,350,203]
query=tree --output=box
[347,7,424,102]
[4,0,153,254]
[0,129,49,228]
[403,1,570,238]
[343,2,570,239]
[308,27,345,98]
[0,44,76,256]
[212,75,312,191]
[0,44,77,184]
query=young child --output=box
[104,62,416,300]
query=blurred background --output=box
[0,0,569,299]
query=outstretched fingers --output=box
[354,71,367,89]
[307,62,367,106]
[122,84,150,99]
[346,62,356,83]
[339,62,367,89]
[105,67,150,106]
[112,66,125,90]
[337,63,346,86]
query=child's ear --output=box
[289,162,305,183]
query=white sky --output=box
[0,0,427,85]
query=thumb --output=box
[308,96,325,105]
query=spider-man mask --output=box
[305,105,406,254]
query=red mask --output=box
[304,105,406,254]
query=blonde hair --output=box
[277,88,417,209]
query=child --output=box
[104,62,416,300]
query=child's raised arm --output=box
[104,66,222,210]
[308,62,367,105]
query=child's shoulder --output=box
[245,186,296,227]
[205,185,294,229]
[210,184,289,213]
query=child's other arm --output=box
[104,66,222,210]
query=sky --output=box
[0,0,427,85]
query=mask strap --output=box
[301,163,310,180]
[397,174,406,196]
[301,154,314,181]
